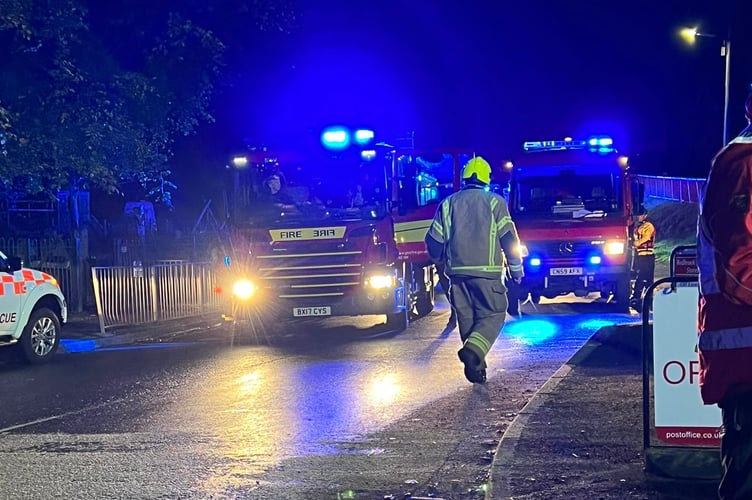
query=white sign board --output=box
[653,285,721,446]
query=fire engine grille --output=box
[255,250,364,298]
[532,241,599,259]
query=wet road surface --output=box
[0,295,638,498]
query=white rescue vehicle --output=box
[0,250,67,363]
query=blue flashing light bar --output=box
[321,126,351,150]
[529,257,542,267]
[523,135,615,153]
[588,136,613,148]
[354,129,375,145]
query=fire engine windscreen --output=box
[231,148,390,224]
[512,169,622,218]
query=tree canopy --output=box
[0,0,296,206]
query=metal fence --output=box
[0,236,89,310]
[637,175,705,204]
[91,262,222,334]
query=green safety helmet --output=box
[462,156,491,185]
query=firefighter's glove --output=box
[512,277,523,285]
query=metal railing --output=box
[637,175,705,204]
[91,262,222,334]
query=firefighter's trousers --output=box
[437,265,456,324]
[448,275,508,365]
[719,391,752,499]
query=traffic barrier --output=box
[637,175,704,204]
[91,262,222,334]
[641,245,721,479]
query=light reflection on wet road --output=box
[0,295,638,497]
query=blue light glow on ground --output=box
[504,319,559,345]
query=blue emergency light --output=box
[321,126,351,150]
[523,135,615,153]
[588,136,613,148]
[354,129,375,145]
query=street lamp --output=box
[680,27,732,145]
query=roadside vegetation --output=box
[645,200,698,276]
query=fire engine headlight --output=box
[604,240,625,255]
[367,274,394,289]
[232,279,256,300]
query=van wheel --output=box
[18,308,61,364]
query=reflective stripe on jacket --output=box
[697,124,752,405]
[425,185,523,280]
[634,221,655,256]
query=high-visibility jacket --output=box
[424,184,524,281]
[634,221,655,256]
[697,124,752,405]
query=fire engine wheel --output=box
[506,282,524,316]
[414,287,435,318]
[612,277,631,313]
[18,307,61,364]
[385,308,409,332]
[230,303,272,345]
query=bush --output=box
[646,201,698,264]
[648,201,698,240]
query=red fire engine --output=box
[504,136,644,313]
[219,127,471,332]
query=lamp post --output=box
[680,27,732,145]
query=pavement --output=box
[487,322,722,500]
[59,311,224,352]
[58,311,723,499]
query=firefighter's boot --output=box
[458,347,487,384]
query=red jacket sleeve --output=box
[703,150,752,305]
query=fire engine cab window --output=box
[400,153,454,207]
[513,172,621,217]
[229,148,390,224]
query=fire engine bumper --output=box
[221,286,405,321]
[517,265,629,298]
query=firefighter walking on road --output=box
[424,156,524,384]
[629,205,656,311]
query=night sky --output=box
[173,0,752,216]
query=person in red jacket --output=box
[698,92,752,499]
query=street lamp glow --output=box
[678,25,731,145]
[680,27,698,44]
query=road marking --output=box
[0,399,123,434]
